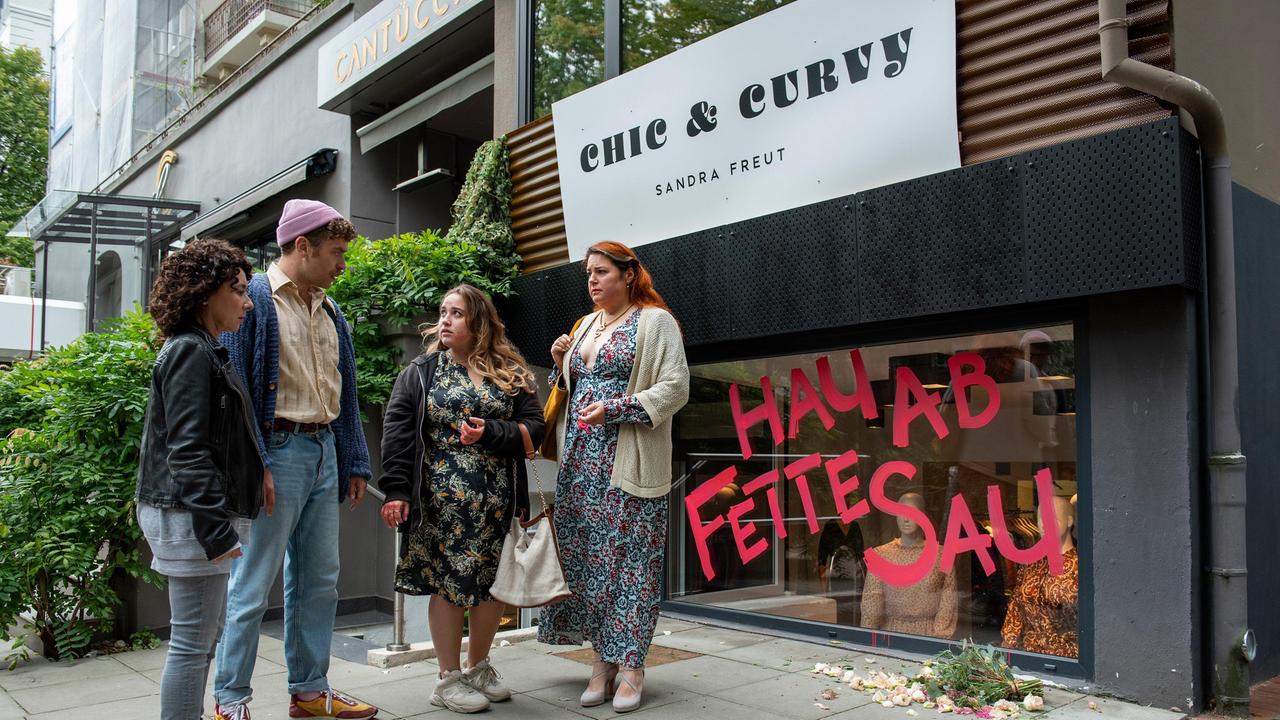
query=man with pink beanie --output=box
[214,199,378,719]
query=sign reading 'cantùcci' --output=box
[317,0,484,108]
[552,0,960,259]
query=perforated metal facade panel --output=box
[506,119,1201,368]
[859,161,1024,321]
[1025,121,1194,298]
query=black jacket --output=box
[136,327,265,560]
[378,352,546,537]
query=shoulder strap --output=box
[569,314,588,336]
[517,421,535,459]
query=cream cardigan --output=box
[554,307,690,498]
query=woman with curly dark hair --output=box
[136,238,268,720]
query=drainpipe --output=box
[1098,0,1252,712]
[153,150,178,199]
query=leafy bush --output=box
[328,230,521,407]
[0,311,162,664]
[448,137,514,255]
[330,136,521,408]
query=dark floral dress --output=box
[537,310,668,669]
[395,351,513,607]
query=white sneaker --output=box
[432,669,491,713]
[463,657,512,702]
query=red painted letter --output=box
[730,377,783,460]
[825,449,870,524]
[816,350,878,420]
[948,351,1001,429]
[742,469,787,540]
[939,493,996,575]
[892,367,949,448]
[685,466,735,581]
[728,498,769,565]
[788,367,835,439]
[989,468,1065,575]
[783,453,824,534]
[864,461,940,587]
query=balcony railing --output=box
[204,0,312,60]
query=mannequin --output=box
[860,493,957,638]
[1001,494,1079,657]
[819,518,865,626]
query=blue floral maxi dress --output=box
[537,310,668,669]
[395,351,513,607]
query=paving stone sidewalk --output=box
[0,617,1188,720]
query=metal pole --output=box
[365,484,409,652]
[388,530,409,652]
[39,238,49,351]
[86,204,98,333]
[142,209,154,309]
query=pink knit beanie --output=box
[276,199,344,246]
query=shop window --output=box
[622,0,796,72]
[670,324,1081,659]
[531,0,606,119]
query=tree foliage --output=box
[328,231,521,407]
[531,0,794,116]
[0,47,49,229]
[0,312,162,665]
[0,224,35,267]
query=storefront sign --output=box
[317,0,485,108]
[552,0,959,259]
[684,350,1067,587]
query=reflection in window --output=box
[670,325,1081,659]
[532,0,605,118]
[622,0,795,71]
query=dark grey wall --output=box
[1235,183,1280,681]
[1088,287,1201,706]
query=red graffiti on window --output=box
[685,349,1065,586]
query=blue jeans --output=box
[162,573,228,720]
[214,429,340,703]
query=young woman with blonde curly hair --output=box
[377,283,545,714]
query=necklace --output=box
[593,303,634,341]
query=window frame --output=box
[660,305,1095,681]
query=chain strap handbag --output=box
[490,422,572,608]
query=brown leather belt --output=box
[271,418,330,434]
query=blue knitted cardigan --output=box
[220,272,372,502]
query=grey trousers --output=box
[161,573,229,720]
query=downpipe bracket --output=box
[1209,452,1247,466]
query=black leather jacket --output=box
[378,352,545,540]
[136,327,264,560]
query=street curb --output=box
[367,625,541,668]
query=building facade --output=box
[19,0,1280,711]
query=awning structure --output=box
[16,191,200,347]
[356,55,494,154]
[181,148,339,241]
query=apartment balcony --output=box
[202,0,312,82]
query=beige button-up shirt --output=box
[267,263,342,425]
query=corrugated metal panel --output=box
[958,0,1172,164]
[508,115,569,272]
[509,0,1174,270]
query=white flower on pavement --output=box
[849,676,866,690]
[936,696,957,713]
[813,662,830,674]
[1023,695,1045,712]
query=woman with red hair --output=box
[538,241,689,713]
